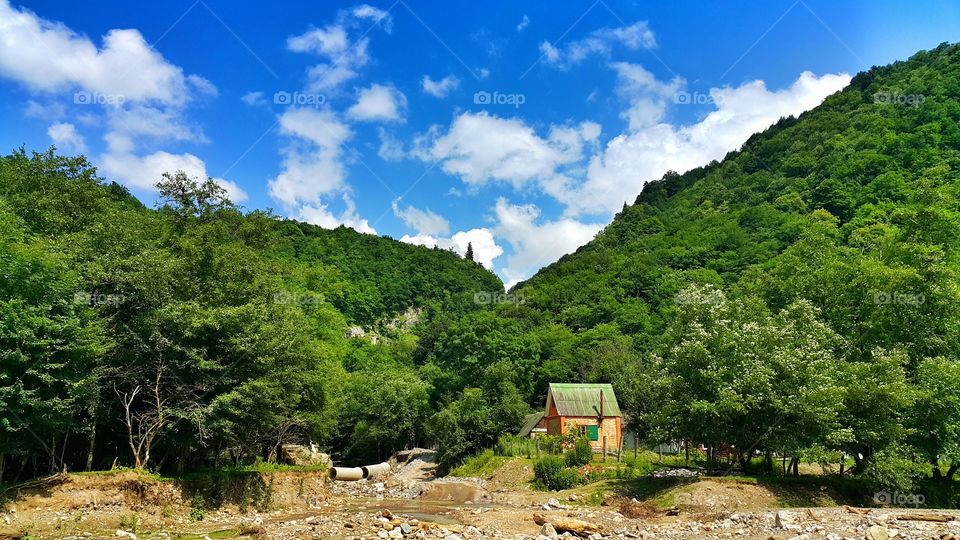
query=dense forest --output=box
[3,43,960,495]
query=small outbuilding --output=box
[518,411,546,437]
[543,383,622,452]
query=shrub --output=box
[565,437,593,467]
[534,456,583,491]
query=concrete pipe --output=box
[361,462,391,479]
[328,467,364,481]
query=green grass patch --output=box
[449,450,509,478]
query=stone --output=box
[115,530,137,540]
[388,528,403,539]
[546,498,566,509]
[540,522,558,538]
[444,535,464,540]
[865,525,889,540]
[400,522,413,535]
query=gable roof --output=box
[518,411,545,436]
[547,383,621,417]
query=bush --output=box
[565,437,593,466]
[534,456,583,491]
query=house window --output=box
[575,425,600,441]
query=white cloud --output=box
[98,148,245,202]
[392,200,449,236]
[299,195,376,234]
[287,5,392,94]
[417,111,598,189]
[268,107,352,208]
[421,74,460,98]
[106,104,205,142]
[493,198,602,288]
[351,4,393,33]
[377,127,405,161]
[347,83,407,122]
[24,100,65,120]
[47,122,85,153]
[0,0,209,105]
[562,71,851,215]
[540,21,655,69]
[400,228,503,269]
[516,14,530,32]
[241,91,268,107]
[610,62,684,130]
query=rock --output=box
[115,530,136,540]
[377,531,389,539]
[767,535,788,540]
[540,522,558,538]
[400,522,413,535]
[388,528,403,539]
[775,511,789,528]
[546,498,566,509]
[865,525,889,540]
[444,535,464,540]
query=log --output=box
[533,513,600,536]
[894,513,955,523]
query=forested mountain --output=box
[0,153,501,477]
[3,43,960,494]
[497,42,960,486]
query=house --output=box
[518,411,546,437]
[543,383,622,452]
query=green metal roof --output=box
[518,411,545,436]
[547,383,621,417]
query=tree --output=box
[465,242,474,262]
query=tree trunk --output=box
[86,424,96,472]
[932,458,942,480]
[944,463,958,481]
[0,453,5,483]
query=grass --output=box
[449,449,509,478]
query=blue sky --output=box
[1,0,958,287]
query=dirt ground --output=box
[3,460,960,540]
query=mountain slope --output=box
[513,42,960,359]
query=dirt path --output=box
[3,468,960,540]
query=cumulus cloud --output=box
[98,148,246,202]
[610,62,684,130]
[0,0,210,105]
[392,200,450,236]
[347,83,407,122]
[493,198,602,288]
[517,14,530,32]
[268,107,351,208]
[416,111,599,190]
[540,21,655,69]
[560,70,851,215]
[47,122,85,153]
[377,127,405,161]
[241,91,268,107]
[401,228,503,269]
[421,74,460,98]
[287,4,392,94]
[298,195,377,234]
